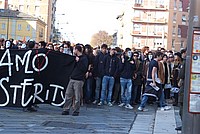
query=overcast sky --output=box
[56,0,125,44]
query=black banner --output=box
[0,49,75,107]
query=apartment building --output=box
[0,9,46,42]
[117,0,189,51]
[0,0,7,9]
[6,0,57,42]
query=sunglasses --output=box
[133,55,139,57]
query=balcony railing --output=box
[132,31,167,38]
[133,4,168,11]
[132,17,167,24]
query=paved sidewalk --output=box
[130,104,182,134]
[0,103,182,134]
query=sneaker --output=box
[92,100,98,104]
[26,106,37,112]
[125,104,133,109]
[160,107,165,111]
[107,102,113,107]
[62,111,69,115]
[72,112,79,116]
[138,106,148,112]
[112,100,116,104]
[175,126,182,131]
[164,106,171,110]
[118,103,125,107]
[98,102,103,106]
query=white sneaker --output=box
[107,102,113,107]
[92,100,97,104]
[98,102,103,106]
[160,107,165,111]
[138,106,143,111]
[125,104,133,109]
[160,106,171,111]
[164,106,171,110]
[138,106,148,112]
[118,103,125,107]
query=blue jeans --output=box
[139,95,148,108]
[100,76,115,102]
[120,78,132,105]
[94,77,102,101]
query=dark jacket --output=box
[71,55,88,80]
[93,52,107,77]
[119,56,136,79]
[103,54,119,77]
[133,60,143,85]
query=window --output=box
[132,37,141,47]
[178,28,181,37]
[156,0,164,7]
[134,10,141,17]
[0,34,6,39]
[135,0,143,4]
[172,26,176,36]
[27,24,30,31]
[133,24,141,31]
[27,5,30,13]
[18,24,22,31]
[179,1,183,11]
[182,15,186,24]
[172,39,175,48]
[180,41,184,48]
[35,6,40,13]
[17,36,21,40]
[174,0,177,9]
[173,13,176,23]
[2,23,6,30]
[19,5,24,11]
[155,12,164,19]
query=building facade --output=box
[0,0,7,9]
[0,9,46,42]
[6,0,57,42]
[117,0,189,51]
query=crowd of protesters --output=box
[0,38,186,123]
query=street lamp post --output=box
[6,10,10,39]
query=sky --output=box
[56,0,125,44]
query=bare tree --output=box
[90,31,113,47]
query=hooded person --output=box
[5,40,12,49]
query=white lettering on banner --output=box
[45,89,49,100]
[33,83,44,103]
[15,50,33,74]
[32,53,48,72]
[0,77,9,106]
[50,84,65,107]
[21,79,34,107]
[10,85,22,104]
[0,49,13,76]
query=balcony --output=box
[132,17,167,24]
[133,4,168,11]
[132,31,167,38]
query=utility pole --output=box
[6,16,9,39]
[182,0,200,133]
